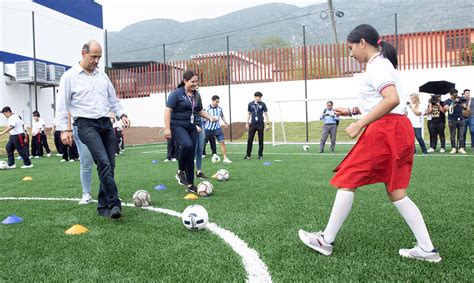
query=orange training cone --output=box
[183,194,199,200]
[65,224,89,235]
[22,176,33,181]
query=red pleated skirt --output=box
[330,114,414,192]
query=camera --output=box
[454,95,467,104]
[430,95,439,105]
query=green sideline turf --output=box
[0,144,472,281]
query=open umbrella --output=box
[419,80,455,95]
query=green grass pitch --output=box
[0,143,472,281]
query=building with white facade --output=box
[0,0,104,128]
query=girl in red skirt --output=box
[298,24,441,262]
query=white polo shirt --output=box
[32,118,46,135]
[8,113,25,135]
[406,105,423,128]
[358,53,405,115]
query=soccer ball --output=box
[216,169,230,181]
[211,154,221,164]
[303,145,310,151]
[132,190,151,207]
[197,181,213,197]
[0,161,7,170]
[181,204,209,231]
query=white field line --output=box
[0,197,272,283]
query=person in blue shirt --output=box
[319,101,339,153]
[163,70,217,193]
[244,91,269,160]
[443,88,468,154]
[204,95,232,164]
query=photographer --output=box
[406,94,428,154]
[461,89,472,149]
[443,88,467,154]
[425,94,446,152]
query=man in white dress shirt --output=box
[57,40,130,219]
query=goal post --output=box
[272,97,359,146]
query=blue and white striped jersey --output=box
[204,105,224,130]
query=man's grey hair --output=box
[82,40,100,53]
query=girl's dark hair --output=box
[347,24,398,69]
[177,70,198,88]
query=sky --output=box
[96,0,326,31]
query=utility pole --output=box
[327,0,338,44]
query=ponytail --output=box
[176,80,185,88]
[347,24,398,68]
[379,40,398,69]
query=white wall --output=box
[0,1,104,128]
[120,66,474,127]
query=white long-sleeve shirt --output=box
[56,63,126,130]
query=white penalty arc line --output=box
[0,197,272,283]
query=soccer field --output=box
[0,144,472,281]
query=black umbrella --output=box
[419,80,455,95]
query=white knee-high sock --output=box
[322,190,354,243]
[393,196,434,251]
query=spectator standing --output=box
[425,95,446,153]
[244,91,269,160]
[461,89,472,149]
[406,93,428,154]
[443,88,468,154]
[319,101,339,153]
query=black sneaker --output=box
[97,208,111,217]
[244,155,250,160]
[196,171,208,179]
[110,206,122,219]
[175,171,188,186]
[186,185,198,193]
[257,156,263,160]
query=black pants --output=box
[166,136,179,160]
[76,117,121,211]
[427,121,445,150]
[203,135,217,155]
[6,133,32,166]
[246,123,264,157]
[31,132,51,156]
[172,124,198,185]
[54,130,63,154]
[448,120,465,149]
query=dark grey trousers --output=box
[320,123,337,152]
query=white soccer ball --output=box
[211,155,221,164]
[216,169,230,181]
[182,204,209,231]
[0,161,7,170]
[132,190,151,207]
[303,145,310,151]
[197,181,213,197]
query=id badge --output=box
[190,115,194,124]
[255,117,259,122]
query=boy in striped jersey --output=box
[204,95,232,164]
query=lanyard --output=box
[185,91,195,124]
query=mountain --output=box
[107,0,474,65]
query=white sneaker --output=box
[399,245,441,263]
[69,159,75,162]
[56,153,62,157]
[171,158,177,162]
[223,158,232,164]
[78,193,92,205]
[21,164,34,169]
[7,164,16,169]
[202,155,206,158]
[46,153,51,157]
[60,159,67,163]
[163,159,170,162]
[439,148,445,153]
[298,230,333,256]
[34,156,40,159]
[450,148,457,154]
[16,156,22,160]
[427,148,435,153]
[458,148,467,154]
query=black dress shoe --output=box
[110,206,122,219]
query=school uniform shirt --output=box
[167,87,203,127]
[32,118,46,136]
[359,53,405,115]
[7,114,25,135]
[248,101,268,125]
[406,105,423,128]
[204,105,224,130]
